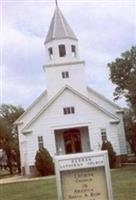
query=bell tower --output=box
[43,3,87,98]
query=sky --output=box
[1,0,136,109]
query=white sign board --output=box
[54,151,113,200]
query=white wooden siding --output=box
[19,89,122,171]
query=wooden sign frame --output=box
[54,151,113,200]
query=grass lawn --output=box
[111,166,136,200]
[0,166,136,200]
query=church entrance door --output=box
[63,129,82,154]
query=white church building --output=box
[15,5,127,175]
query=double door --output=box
[63,129,82,154]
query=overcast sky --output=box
[1,0,136,109]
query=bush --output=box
[101,140,116,168]
[35,148,54,176]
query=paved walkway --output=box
[0,175,55,185]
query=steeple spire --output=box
[45,5,78,44]
[55,0,58,7]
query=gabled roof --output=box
[45,6,77,44]
[87,86,121,110]
[22,85,119,133]
[14,90,47,124]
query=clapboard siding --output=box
[19,90,123,174]
[87,88,127,155]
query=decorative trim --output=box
[51,122,91,132]
[43,61,85,69]
[14,90,47,125]
[87,86,121,110]
[22,85,119,132]
[44,36,78,45]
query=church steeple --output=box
[44,4,87,98]
[44,5,80,66]
[55,0,58,7]
[45,6,78,44]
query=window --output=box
[101,129,107,142]
[62,71,69,78]
[38,136,44,149]
[29,165,35,174]
[48,47,53,60]
[71,45,76,57]
[59,45,66,57]
[63,107,75,115]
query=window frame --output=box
[71,45,76,57]
[48,47,53,60]
[59,44,66,57]
[38,136,44,150]
[63,107,75,115]
[101,128,107,142]
[62,71,69,79]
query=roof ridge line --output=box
[58,8,68,37]
[87,86,121,109]
[53,8,57,39]
[14,89,47,124]
[22,86,67,132]
[22,85,119,132]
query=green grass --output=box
[0,170,10,179]
[0,166,136,200]
[0,178,57,200]
[111,166,136,200]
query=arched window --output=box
[59,44,66,57]
[48,47,53,60]
[101,129,107,142]
[71,45,76,57]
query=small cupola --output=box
[44,5,80,65]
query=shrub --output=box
[101,140,116,168]
[35,148,54,176]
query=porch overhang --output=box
[51,122,91,134]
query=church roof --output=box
[21,85,120,133]
[14,85,122,126]
[45,6,78,44]
[87,86,121,110]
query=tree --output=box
[35,148,54,176]
[0,117,13,174]
[0,104,24,174]
[108,46,136,116]
[124,108,136,155]
[101,140,116,168]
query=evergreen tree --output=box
[35,148,54,176]
[101,140,116,168]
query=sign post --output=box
[54,151,113,200]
